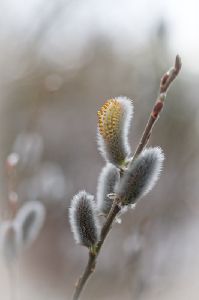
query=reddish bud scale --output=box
[161,73,170,86]
[151,101,164,119]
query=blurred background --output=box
[0,0,199,299]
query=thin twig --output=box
[72,201,121,300]
[132,55,182,160]
[71,55,182,300]
[72,251,96,300]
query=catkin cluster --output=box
[69,97,164,249]
[0,201,46,264]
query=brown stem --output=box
[72,251,96,300]
[132,55,182,160]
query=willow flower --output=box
[0,220,22,264]
[69,191,100,248]
[16,200,46,248]
[97,97,133,167]
[116,147,164,205]
[97,163,120,215]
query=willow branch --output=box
[132,55,182,160]
[71,55,182,300]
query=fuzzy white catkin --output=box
[0,220,22,264]
[69,191,100,248]
[116,147,164,205]
[97,97,133,167]
[15,200,46,248]
[97,163,120,215]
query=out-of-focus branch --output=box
[132,55,182,160]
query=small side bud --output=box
[0,221,22,264]
[15,201,46,248]
[69,191,100,248]
[97,163,120,215]
[97,97,133,167]
[116,147,164,205]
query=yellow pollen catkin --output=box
[97,99,122,141]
